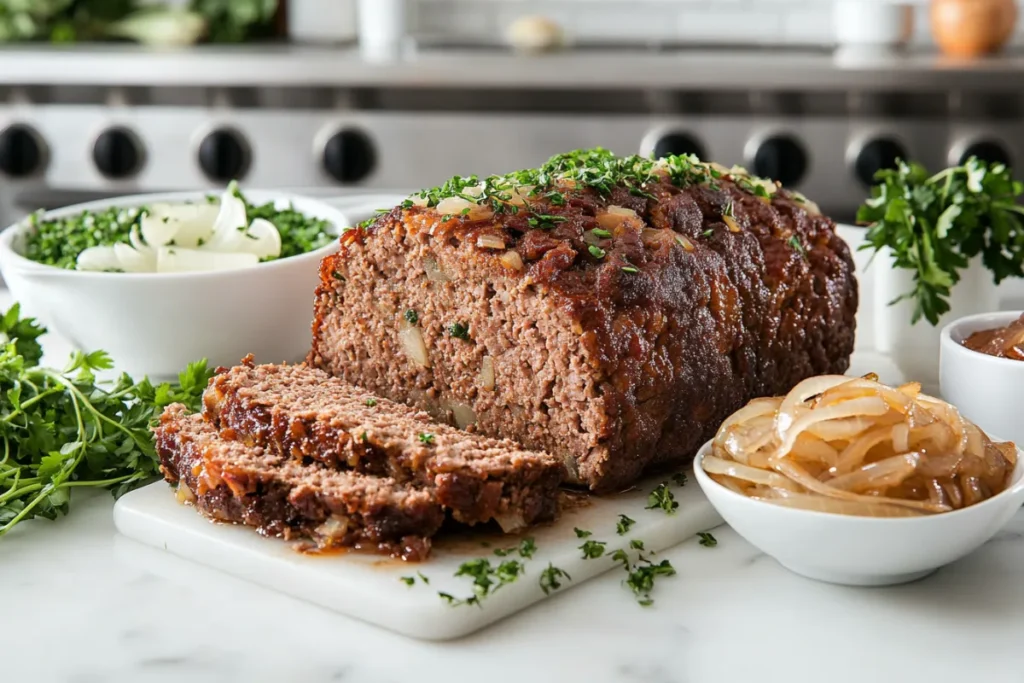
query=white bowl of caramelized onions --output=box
[694,374,1024,587]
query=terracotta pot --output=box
[931,0,1018,58]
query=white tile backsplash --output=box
[410,0,1024,47]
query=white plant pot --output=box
[288,0,357,43]
[871,248,999,390]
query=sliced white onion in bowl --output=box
[114,242,156,273]
[167,202,220,247]
[205,190,249,252]
[140,211,180,248]
[76,245,122,272]
[129,226,155,255]
[236,218,282,260]
[156,246,259,273]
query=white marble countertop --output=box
[5,487,1024,683]
[3,271,1024,682]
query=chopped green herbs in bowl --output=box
[22,182,336,274]
[0,189,386,380]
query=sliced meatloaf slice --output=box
[309,149,857,493]
[201,359,564,532]
[154,404,444,561]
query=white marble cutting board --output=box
[114,469,721,641]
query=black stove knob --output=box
[93,127,142,179]
[198,128,250,182]
[0,124,44,178]
[323,129,376,183]
[751,135,807,187]
[854,137,906,187]
[651,131,706,160]
[958,140,1012,168]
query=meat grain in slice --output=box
[201,359,564,531]
[154,404,444,560]
[309,149,858,492]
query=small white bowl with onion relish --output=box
[694,374,1024,586]
[0,188,374,380]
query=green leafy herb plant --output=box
[857,157,1024,326]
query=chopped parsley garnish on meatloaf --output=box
[404,309,419,324]
[400,148,781,219]
[788,234,807,259]
[417,432,435,445]
[364,398,377,407]
[448,322,470,339]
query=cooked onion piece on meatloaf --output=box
[202,359,564,531]
[154,404,444,560]
[309,148,857,492]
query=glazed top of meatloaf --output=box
[339,148,857,356]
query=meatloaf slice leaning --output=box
[154,404,444,560]
[309,149,858,493]
[201,359,564,531]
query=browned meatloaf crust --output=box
[309,150,857,492]
[201,358,564,531]
[154,404,444,560]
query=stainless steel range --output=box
[2,44,1024,226]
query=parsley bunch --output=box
[857,157,1024,325]
[0,305,212,537]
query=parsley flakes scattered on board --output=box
[646,482,679,514]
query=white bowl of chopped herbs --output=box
[0,186,361,381]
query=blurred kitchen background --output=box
[0,0,1022,226]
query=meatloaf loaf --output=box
[201,358,563,530]
[155,404,444,560]
[309,149,858,492]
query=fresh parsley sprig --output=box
[857,157,1024,325]
[0,305,213,537]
